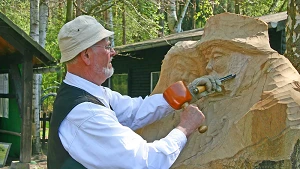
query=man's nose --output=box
[110,48,117,57]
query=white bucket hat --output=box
[58,15,114,63]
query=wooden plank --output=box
[0,52,23,66]
[0,12,55,65]
[0,129,21,137]
[20,52,33,163]
[0,26,26,56]
[0,69,9,74]
[9,64,22,114]
[0,94,15,98]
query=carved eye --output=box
[213,53,222,59]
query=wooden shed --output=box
[0,12,56,168]
[110,12,287,98]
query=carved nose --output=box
[206,60,213,73]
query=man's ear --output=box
[80,50,91,65]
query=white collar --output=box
[63,72,107,100]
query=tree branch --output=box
[279,0,288,12]
[269,0,280,13]
[73,0,116,15]
[73,1,88,15]
[175,0,190,33]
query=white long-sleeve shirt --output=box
[59,72,187,169]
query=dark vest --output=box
[47,82,105,169]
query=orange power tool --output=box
[163,74,236,133]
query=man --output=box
[139,13,300,168]
[47,15,221,169]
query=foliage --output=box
[240,0,287,16]
[0,0,288,52]
[111,74,128,95]
[195,0,214,28]
[0,0,30,33]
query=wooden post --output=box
[10,64,23,116]
[20,53,33,164]
[42,112,46,149]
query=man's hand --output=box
[176,104,205,137]
[188,75,222,100]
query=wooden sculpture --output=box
[137,13,300,169]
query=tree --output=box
[285,0,300,72]
[107,0,115,47]
[30,0,43,156]
[66,0,73,22]
[167,0,191,33]
[39,0,49,48]
[30,0,39,42]
[75,0,82,17]
[122,2,126,44]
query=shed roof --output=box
[115,12,287,54]
[0,12,56,67]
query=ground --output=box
[2,153,47,169]
[2,143,48,169]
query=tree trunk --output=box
[39,0,49,48]
[167,0,178,33]
[30,0,43,155]
[234,0,240,14]
[167,0,190,33]
[107,0,115,47]
[66,0,73,22]
[158,0,165,37]
[76,0,82,17]
[30,0,49,155]
[285,0,300,72]
[32,74,42,154]
[191,0,195,29]
[227,0,235,13]
[174,0,190,32]
[122,2,126,45]
[30,0,39,42]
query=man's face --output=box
[90,39,116,79]
[81,38,117,85]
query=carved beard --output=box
[209,54,251,97]
[226,54,250,96]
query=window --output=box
[0,74,9,118]
[109,74,128,95]
[150,72,160,93]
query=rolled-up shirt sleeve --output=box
[105,88,174,130]
[59,103,187,169]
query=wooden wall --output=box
[109,46,170,97]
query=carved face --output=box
[204,46,251,96]
[205,47,232,77]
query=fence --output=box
[40,91,57,149]
[40,112,52,149]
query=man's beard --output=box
[103,67,114,78]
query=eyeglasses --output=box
[92,44,114,51]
